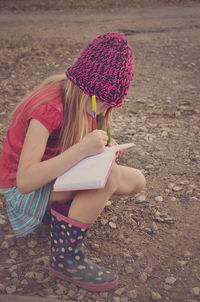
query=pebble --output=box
[115,287,125,296]
[164,284,172,290]
[135,194,146,203]
[139,271,148,283]
[128,289,137,299]
[113,298,120,302]
[99,291,108,298]
[125,265,134,274]
[1,241,9,249]
[100,218,108,225]
[183,250,193,258]
[120,297,129,302]
[0,218,6,225]
[25,271,36,279]
[165,276,176,285]
[168,183,175,189]
[0,283,6,293]
[152,222,158,232]
[190,287,200,296]
[173,186,183,192]
[155,196,163,202]
[144,227,152,234]
[151,291,162,300]
[106,200,112,206]
[109,222,117,229]
[177,260,188,266]
[10,250,18,259]
[136,98,147,103]
[27,239,37,248]
[6,285,17,294]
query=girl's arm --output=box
[17,119,108,194]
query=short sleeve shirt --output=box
[0,87,63,188]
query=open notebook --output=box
[53,143,135,191]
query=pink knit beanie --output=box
[66,32,134,108]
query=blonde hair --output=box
[13,74,112,153]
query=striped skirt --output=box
[2,183,52,237]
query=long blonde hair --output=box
[13,74,112,153]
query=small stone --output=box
[106,200,112,206]
[115,287,125,296]
[35,272,45,281]
[144,227,152,234]
[168,183,175,189]
[11,272,18,278]
[152,222,158,232]
[1,241,9,249]
[155,196,163,202]
[6,286,17,294]
[177,260,188,266]
[28,249,36,256]
[164,284,172,290]
[109,222,117,229]
[10,250,18,259]
[165,276,176,285]
[99,291,108,298]
[173,186,183,192]
[0,218,6,225]
[21,279,28,285]
[136,98,146,104]
[25,271,36,279]
[125,266,134,274]
[135,194,146,203]
[155,210,161,216]
[0,283,6,293]
[190,287,200,296]
[183,250,193,258]
[139,271,148,283]
[128,289,137,299]
[101,219,108,225]
[27,240,37,248]
[151,291,162,300]
[34,256,49,266]
[92,243,100,249]
[113,298,120,302]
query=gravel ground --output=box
[0,3,200,301]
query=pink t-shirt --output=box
[0,86,63,188]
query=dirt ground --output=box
[0,2,200,302]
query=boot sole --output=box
[49,266,119,292]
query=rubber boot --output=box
[49,203,118,291]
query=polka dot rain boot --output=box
[49,203,118,291]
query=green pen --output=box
[97,114,111,146]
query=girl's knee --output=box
[134,169,146,193]
[104,164,120,195]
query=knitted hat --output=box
[66,32,134,108]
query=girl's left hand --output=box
[108,138,117,147]
[108,138,122,158]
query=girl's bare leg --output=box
[49,164,145,224]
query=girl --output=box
[0,32,145,291]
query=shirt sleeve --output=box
[29,101,63,134]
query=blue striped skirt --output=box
[2,183,52,237]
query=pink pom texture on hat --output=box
[66,32,134,108]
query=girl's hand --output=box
[108,138,117,147]
[79,130,108,157]
[108,138,122,158]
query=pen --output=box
[92,95,97,130]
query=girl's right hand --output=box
[79,130,108,157]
